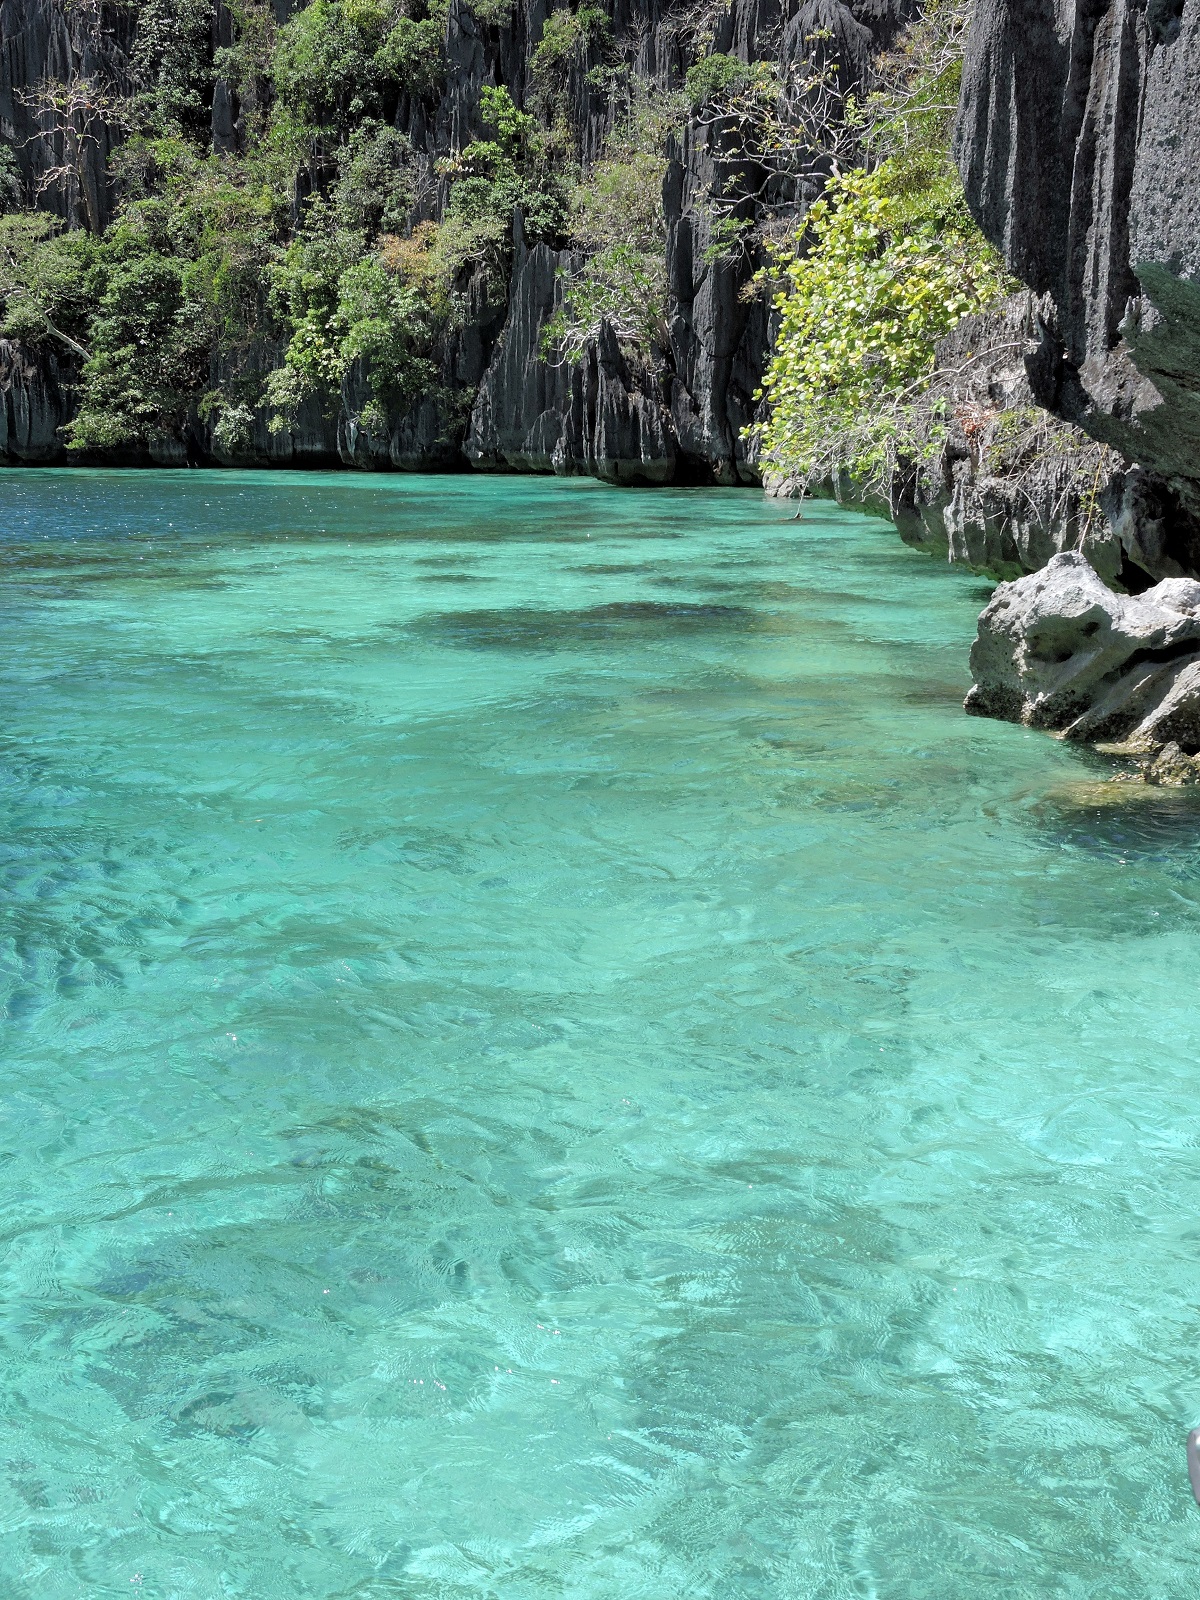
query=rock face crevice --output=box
[956,0,1200,554]
[0,335,76,461]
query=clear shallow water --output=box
[1,469,1199,1599]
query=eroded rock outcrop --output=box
[827,292,1188,588]
[815,294,1129,579]
[464,219,677,482]
[966,550,1200,753]
[0,336,74,461]
[956,0,1200,565]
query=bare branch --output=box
[17,75,130,230]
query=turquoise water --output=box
[2,469,1199,1599]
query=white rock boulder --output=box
[966,552,1200,750]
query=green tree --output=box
[752,0,1014,494]
[66,221,215,450]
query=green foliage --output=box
[0,214,97,353]
[684,52,750,110]
[65,211,216,450]
[437,85,574,270]
[529,4,610,129]
[265,203,440,431]
[111,140,286,345]
[272,0,388,131]
[41,132,290,446]
[333,122,416,235]
[530,5,610,83]
[372,11,446,98]
[272,0,446,135]
[755,163,1011,488]
[466,0,514,23]
[213,0,279,136]
[471,83,541,162]
[543,85,681,362]
[0,143,22,212]
[753,0,1015,495]
[127,0,214,139]
[853,0,966,169]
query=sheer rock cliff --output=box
[955,1,1200,743]
[955,0,1200,570]
[0,0,916,476]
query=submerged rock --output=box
[965,551,1200,751]
[1145,742,1200,785]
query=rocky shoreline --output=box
[966,552,1200,781]
[4,0,1199,772]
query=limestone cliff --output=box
[0,0,134,231]
[0,0,916,477]
[955,0,1200,568]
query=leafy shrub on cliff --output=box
[333,123,417,236]
[684,52,750,110]
[753,0,1014,495]
[274,0,446,132]
[127,0,215,140]
[468,0,515,24]
[213,0,279,133]
[265,210,441,432]
[529,4,611,123]
[438,85,573,268]
[0,215,96,356]
[0,144,22,211]
[541,85,683,363]
[66,221,216,451]
[754,163,1010,491]
[372,9,447,98]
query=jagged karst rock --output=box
[464,219,676,483]
[956,0,1200,563]
[966,550,1200,753]
[0,0,135,230]
[0,336,74,462]
[2,0,919,480]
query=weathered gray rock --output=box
[966,550,1200,751]
[464,219,676,483]
[0,336,73,462]
[1144,741,1200,785]
[956,0,1200,558]
[0,0,134,230]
